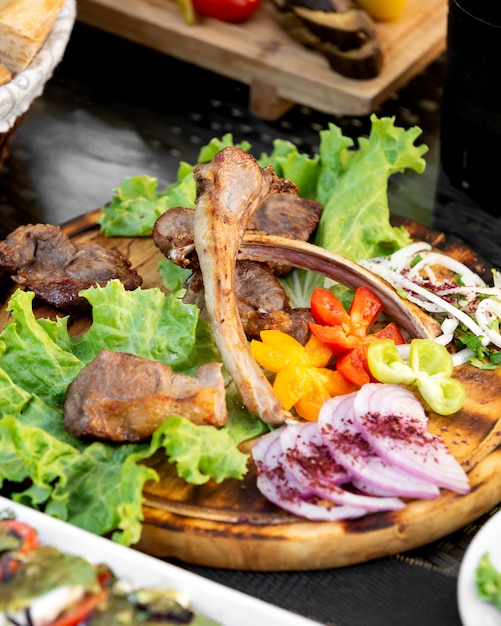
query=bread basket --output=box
[0,0,76,168]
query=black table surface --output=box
[1,21,501,626]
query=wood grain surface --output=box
[76,0,447,120]
[2,212,500,572]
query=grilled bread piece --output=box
[0,0,66,74]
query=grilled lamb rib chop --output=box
[0,223,142,312]
[190,147,438,427]
[64,350,228,443]
[193,147,297,426]
[153,183,322,344]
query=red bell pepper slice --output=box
[310,287,351,329]
[336,322,406,386]
[48,565,112,626]
[348,285,384,337]
[309,287,407,387]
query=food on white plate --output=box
[0,0,67,74]
[0,513,219,625]
[475,551,501,611]
[0,223,143,312]
[64,350,228,442]
[271,0,383,79]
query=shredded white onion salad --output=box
[359,242,501,364]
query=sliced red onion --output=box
[279,422,404,512]
[354,383,429,429]
[252,429,368,521]
[280,422,349,486]
[318,394,440,499]
[352,384,470,494]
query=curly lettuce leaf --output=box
[158,258,192,296]
[69,280,200,370]
[99,175,173,237]
[258,138,320,199]
[0,290,84,408]
[0,283,257,546]
[315,115,427,260]
[476,552,501,610]
[151,416,248,485]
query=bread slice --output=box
[0,0,66,74]
[0,62,12,86]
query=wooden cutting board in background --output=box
[76,0,447,120]
[2,211,501,572]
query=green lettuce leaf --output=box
[314,115,427,260]
[69,280,200,369]
[99,175,173,237]
[150,416,248,485]
[0,290,84,408]
[0,283,258,546]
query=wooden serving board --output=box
[2,212,501,572]
[76,0,447,120]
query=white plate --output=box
[458,508,501,626]
[0,496,320,626]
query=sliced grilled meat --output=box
[153,206,199,270]
[0,223,142,312]
[64,350,228,443]
[184,261,313,343]
[152,192,323,276]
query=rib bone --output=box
[193,147,296,426]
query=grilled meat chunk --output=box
[0,223,142,312]
[64,350,228,443]
[184,261,313,343]
[152,192,323,275]
[153,206,199,270]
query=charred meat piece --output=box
[273,0,384,79]
[0,223,142,312]
[153,206,199,271]
[152,179,322,345]
[152,192,323,275]
[184,261,314,344]
[247,193,323,275]
[64,350,228,443]
[193,146,296,426]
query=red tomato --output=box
[49,566,112,626]
[192,0,260,22]
[0,520,40,582]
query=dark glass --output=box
[440,0,501,214]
